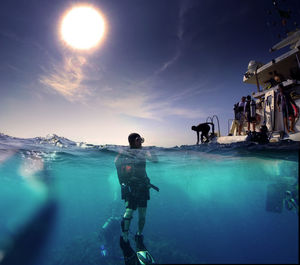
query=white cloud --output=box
[39,55,92,102]
[96,83,209,121]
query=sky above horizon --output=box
[1,0,300,147]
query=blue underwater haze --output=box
[0,134,298,264]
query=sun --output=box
[60,6,106,50]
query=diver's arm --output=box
[115,152,128,184]
[114,149,125,164]
[145,150,158,163]
[114,154,120,164]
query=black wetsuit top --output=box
[194,123,210,133]
[115,149,150,200]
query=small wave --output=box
[0,133,298,162]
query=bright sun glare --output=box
[61,6,105,50]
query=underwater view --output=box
[2,0,300,264]
[0,134,298,264]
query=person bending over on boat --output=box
[276,84,296,133]
[191,122,213,144]
[245,95,257,133]
[115,133,158,262]
[237,96,246,135]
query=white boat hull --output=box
[216,135,248,144]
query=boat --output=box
[214,29,300,144]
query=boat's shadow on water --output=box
[1,200,58,265]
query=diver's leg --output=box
[135,207,147,251]
[196,131,199,145]
[252,122,256,132]
[201,132,204,143]
[290,116,295,132]
[122,204,133,242]
[137,207,147,235]
[204,132,209,143]
[283,117,290,132]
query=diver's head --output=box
[191,126,196,131]
[274,74,282,83]
[128,133,144,149]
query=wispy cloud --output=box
[96,82,210,121]
[154,51,181,75]
[39,55,92,102]
[152,2,192,76]
[153,1,199,76]
[178,1,195,40]
[101,93,160,120]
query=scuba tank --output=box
[250,99,256,118]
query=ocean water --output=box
[0,135,299,264]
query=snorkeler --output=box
[115,133,158,265]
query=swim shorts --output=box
[236,112,245,124]
[246,112,256,123]
[124,185,149,210]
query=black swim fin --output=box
[120,236,139,265]
[135,234,147,251]
[135,234,155,264]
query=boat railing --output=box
[206,116,213,123]
[212,115,221,137]
[206,115,221,137]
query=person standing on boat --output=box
[245,95,257,133]
[276,84,296,133]
[191,122,214,144]
[274,72,286,84]
[237,96,246,135]
[267,72,286,88]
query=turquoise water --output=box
[0,141,298,264]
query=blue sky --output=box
[1,0,300,147]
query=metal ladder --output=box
[206,115,221,137]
